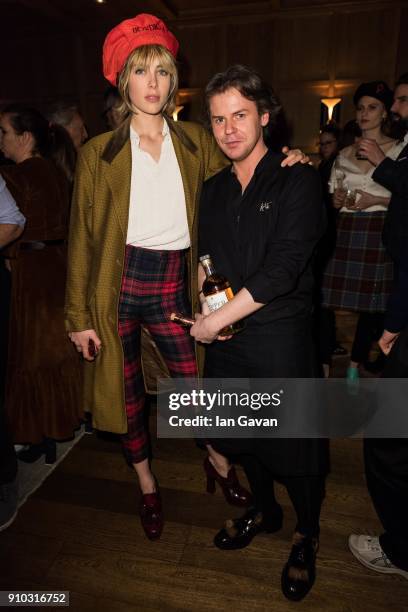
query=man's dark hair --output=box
[396,73,408,87]
[204,64,282,134]
[320,124,341,142]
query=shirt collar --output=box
[130,117,170,144]
[229,148,282,176]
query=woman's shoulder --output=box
[1,157,46,184]
[334,145,359,173]
[81,131,115,156]
[338,144,355,159]
[175,119,207,135]
[170,119,212,147]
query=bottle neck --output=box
[201,259,215,278]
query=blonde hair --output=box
[117,44,178,119]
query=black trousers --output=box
[351,312,384,364]
[239,453,325,537]
[204,324,328,537]
[317,307,336,366]
[0,262,17,485]
[319,309,384,365]
[364,325,408,570]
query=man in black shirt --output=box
[348,73,408,580]
[191,65,328,601]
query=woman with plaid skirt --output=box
[65,13,257,541]
[321,81,405,379]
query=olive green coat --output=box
[65,117,226,433]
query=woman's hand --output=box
[333,187,347,209]
[68,329,101,361]
[356,138,386,167]
[347,190,389,211]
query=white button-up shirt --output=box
[127,120,190,249]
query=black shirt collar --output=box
[229,148,283,177]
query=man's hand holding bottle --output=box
[190,312,230,344]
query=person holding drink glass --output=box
[321,81,405,380]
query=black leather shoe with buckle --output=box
[213,506,283,550]
[281,536,318,601]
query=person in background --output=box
[0,175,25,248]
[339,119,361,150]
[47,102,88,151]
[315,125,347,377]
[43,104,78,185]
[321,81,405,380]
[0,175,25,532]
[0,104,84,464]
[102,86,123,130]
[318,124,340,170]
[348,73,408,580]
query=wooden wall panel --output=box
[75,30,109,137]
[273,14,332,84]
[225,21,275,78]
[333,8,399,83]
[2,2,407,150]
[0,33,77,109]
[174,25,226,87]
[396,7,408,79]
[279,87,323,150]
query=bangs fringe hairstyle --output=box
[204,64,282,134]
[117,44,178,119]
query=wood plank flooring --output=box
[1,431,407,611]
[1,313,407,611]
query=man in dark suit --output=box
[348,73,408,580]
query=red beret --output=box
[103,13,179,86]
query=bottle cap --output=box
[199,254,211,262]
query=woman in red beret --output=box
[321,81,406,379]
[66,12,305,540]
[65,13,256,540]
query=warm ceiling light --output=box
[96,0,106,4]
[321,97,341,121]
[172,105,184,121]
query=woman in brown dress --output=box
[0,104,83,463]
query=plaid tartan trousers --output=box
[118,245,197,463]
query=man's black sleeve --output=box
[385,262,408,333]
[244,166,324,303]
[373,155,408,332]
[373,156,408,196]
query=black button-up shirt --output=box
[198,150,325,329]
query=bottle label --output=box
[205,288,234,312]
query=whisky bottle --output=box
[170,312,195,327]
[199,254,243,335]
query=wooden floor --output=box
[1,314,407,611]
